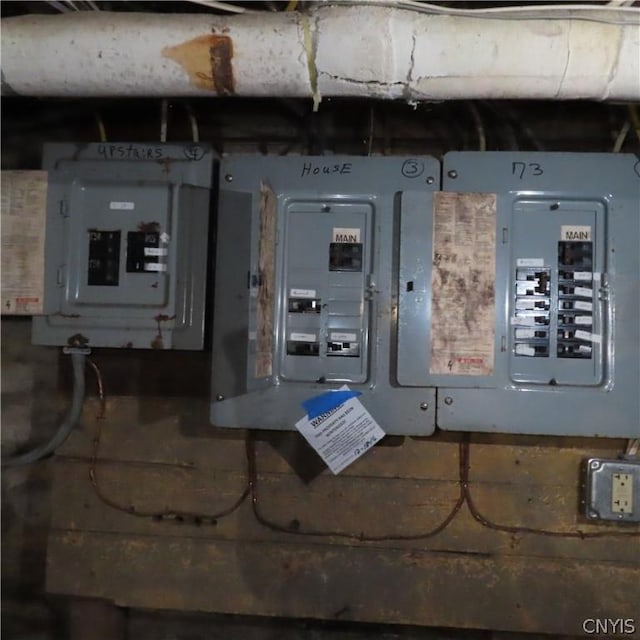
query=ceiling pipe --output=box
[1,6,638,101]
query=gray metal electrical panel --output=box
[426,152,639,438]
[212,152,639,438]
[211,155,440,435]
[33,143,213,350]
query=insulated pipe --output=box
[1,6,639,100]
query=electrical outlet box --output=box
[32,143,214,350]
[429,152,640,438]
[211,155,440,435]
[583,458,640,523]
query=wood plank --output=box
[61,398,627,485]
[47,531,640,637]
[50,458,640,564]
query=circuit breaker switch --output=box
[329,242,363,272]
[327,331,360,357]
[288,297,321,313]
[287,332,320,356]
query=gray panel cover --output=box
[435,152,640,438]
[211,155,439,436]
[32,142,213,350]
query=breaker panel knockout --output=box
[33,143,213,350]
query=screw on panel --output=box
[216,394,225,401]
[419,402,429,411]
[322,204,331,212]
[447,170,458,179]
[224,174,233,182]
[426,176,435,185]
[590,460,600,470]
[444,396,454,405]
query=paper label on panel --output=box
[430,192,497,376]
[332,228,360,243]
[109,201,135,210]
[295,386,385,475]
[1,171,48,315]
[561,225,591,241]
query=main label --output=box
[561,225,591,241]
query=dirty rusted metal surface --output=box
[255,181,276,378]
[162,33,234,95]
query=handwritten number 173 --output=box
[512,162,543,179]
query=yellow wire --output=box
[286,0,298,10]
[628,104,640,143]
[95,113,107,143]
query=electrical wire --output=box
[286,0,299,10]
[185,103,200,143]
[626,439,640,458]
[160,99,168,143]
[45,1,71,11]
[468,102,487,152]
[323,1,640,25]
[245,432,465,541]
[628,104,640,143]
[81,375,639,540]
[2,351,87,467]
[184,0,253,13]
[461,437,640,539]
[612,120,631,153]
[94,112,107,143]
[87,360,250,524]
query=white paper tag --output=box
[144,263,167,272]
[515,344,536,357]
[516,258,544,267]
[109,201,134,210]
[575,329,601,343]
[574,315,593,326]
[332,227,360,243]
[574,286,592,298]
[290,288,316,298]
[295,386,385,475]
[573,271,592,281]
[575,300,593,311]
[290,332,316,342]
[515,328,535,339]
[144,247,168,257]
[330,332,357,342]
[561,225,591,241]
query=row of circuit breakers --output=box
[33,144,640,439]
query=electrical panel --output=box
[32,143,214,350]
[427,152,639,438]
[211,155,440,435]
[212,152,639,438]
